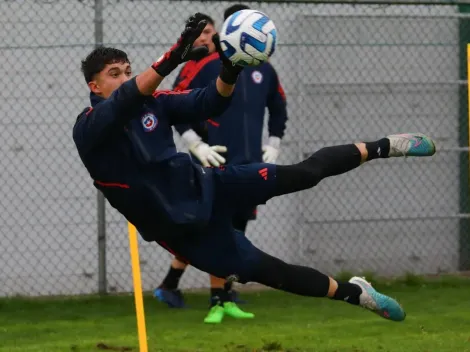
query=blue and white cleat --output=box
[349,276,406,322]
[154,288,186,308]
[387,133,436,157]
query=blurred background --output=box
[1,0,470,297]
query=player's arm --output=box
[157,78,235,125]
[163,80,231,167]
[160,42,240,166]
[162,34,242,125]
[74,14,209,153]
[73,77,150,153]
[172,58,228,167]
[172,60,216,137]
[263,65,288,163]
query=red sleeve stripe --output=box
[152,89,192,98]
[207,119,220,127]
[174,52,220,91]
[277,83,286,102]
[94,180,130,189]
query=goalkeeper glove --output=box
[182,129,227,167]
[212,33,244,85]
[262,136,281,163]
[152,13,209,77]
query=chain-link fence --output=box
[1,0,470,297]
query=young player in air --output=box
[73,13,436,324]
[154,7,288,324]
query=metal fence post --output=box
[94,0,107,295]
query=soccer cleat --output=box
[387,133,436,157]
[223,302,255,319]
[349,276,406,322]
[154,288,186,308]
[204,305,225,324]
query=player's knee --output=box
[296,158,325,188]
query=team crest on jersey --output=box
[251,71,263,84]
[141,113,158,132]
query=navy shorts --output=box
[211,163,277,210]
[159,163,277,283]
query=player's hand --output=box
[213,33,244,85]
[152,14,209,77]
[262,136,281,163]
[181,129,227,167]
[190,142,227,167]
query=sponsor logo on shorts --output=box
[258,167,268,180]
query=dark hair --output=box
[185,13,215,27]
[224,4,250,20]
[81,47,130,83]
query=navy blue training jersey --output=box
[173,53,288,165]
[73,77,232,239]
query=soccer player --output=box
[154,8,288,324]
[73,14,436,325]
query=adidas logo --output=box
[258,167,268,180]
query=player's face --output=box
[193,23,217,54]
[88,62,132,99]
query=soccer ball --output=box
[219,9,277,67]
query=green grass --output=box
[2,276,470,352]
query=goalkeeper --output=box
[73,13,436,326]
[154,8,288,324]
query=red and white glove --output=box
[182,129,227,167]
[262,136,281,163]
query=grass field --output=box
[1,275,470,352]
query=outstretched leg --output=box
[250,251,406,322]
[214,133,436,208]
[274,133,436,197]
[157,227,408,322]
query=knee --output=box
[295,158,325,188]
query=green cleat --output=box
[203,305,225,324]
[223,302,255,319]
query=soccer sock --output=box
[252,252,363,305]
[224,281,233,293]
[364,138,390,160]
[210,288,230,306]
[252,251,330,297]
[210,275,230,305]
[332,282,362,305]
[275,144,362,196]
[160,266,185,290]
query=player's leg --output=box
[273,133,435,197]
[203,272,254,324]
[215,133,435,207]
[203,275,228,324]
[156,227,406,322]
[204,211,254,323]
[154,257,188,308]
[248,249,405,321]
[224,209,253,304]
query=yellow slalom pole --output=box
[127,221,148,352]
